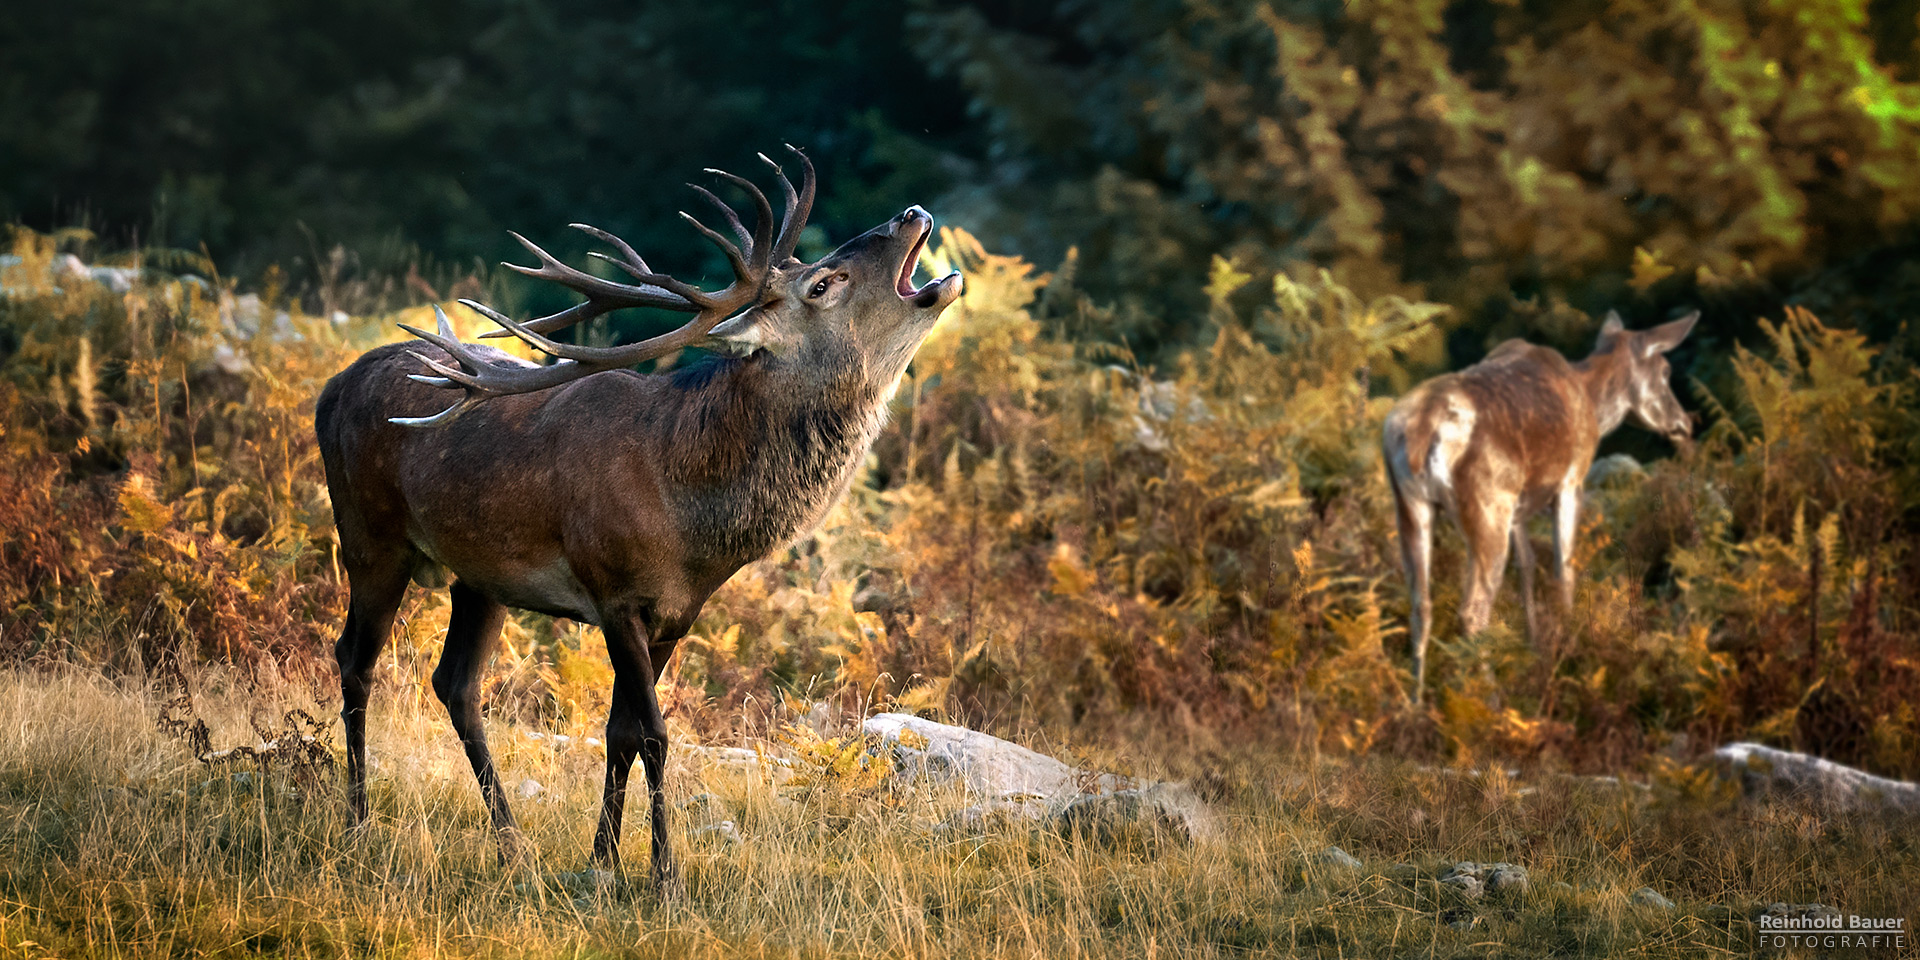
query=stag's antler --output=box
[393,146,816,427]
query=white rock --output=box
[1318,845,1363,870]
[862,713,1134,800]
[516,778,544,799]
[1713,742,1920,813]
[1586,453,1645,487]
[1631,886,1675,910]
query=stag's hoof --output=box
[495,826,534,869]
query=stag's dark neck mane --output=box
[657,352,888,567]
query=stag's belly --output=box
[409,531,601,624]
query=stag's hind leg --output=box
[594,611,681,896]
[432,580,520,847]
[336,556,412,823]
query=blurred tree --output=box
[0,0,973,293]
[912,0,1920,355]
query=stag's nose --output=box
[894,206,931,232]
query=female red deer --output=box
[314,149,963,893]
[1382,311,1697,702]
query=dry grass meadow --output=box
[0,667,1911,959]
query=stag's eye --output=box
[807,273,848,300]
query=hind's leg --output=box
[1459,491,1517,638]
[1391,480,1435,703]
[336,557,412,822]
[1511,521,1538,646]
[432,580,519,846]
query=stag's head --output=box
[702,204,963,384]
[392,147,961,426]
[1595,309,1698,443]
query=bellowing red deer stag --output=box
[314,148,963,892]
[1381,310,1697,702]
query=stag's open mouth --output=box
[895,216,932,301]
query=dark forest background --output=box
[12,0,1920,376]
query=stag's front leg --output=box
[335,559,411,823]
[432,580,521,857]
[595,613,681,896]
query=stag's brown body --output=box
[320,345,885,626]
[315,151,962,892]
[1382,312,1697,701]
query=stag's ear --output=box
[702,310,799,358]
[1641,310,1699,358]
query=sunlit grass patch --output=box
[0,668,1908,958]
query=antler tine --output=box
[688,184,752,253]
[702,167,776,270]
[474,229,698,340]
[766,144,815,263]
[503,231,703,309]
[676,210,754,298]
[399,151,806,426]
[571,222,653,275]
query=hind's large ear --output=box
[1641,310,1699,357]
[1596,310,1626,348]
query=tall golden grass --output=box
[0,668,1909,958]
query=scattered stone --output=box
[516,778,544,799]
[694,820,741,845]
[1631,886,1676,911]
[944,794,1053,832]
[682,792,717,812]
[1551,882,1574,894]
[1052,782,1216,843]
[1713,743,1920,814]
[1756,902,1841,925]
[554,869,615,895]
[682,743,792,783]
[1586,453,1645,487]
[1317,846,1363,870]
[1439,872,1484,901]
[1486,864,1530,895]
